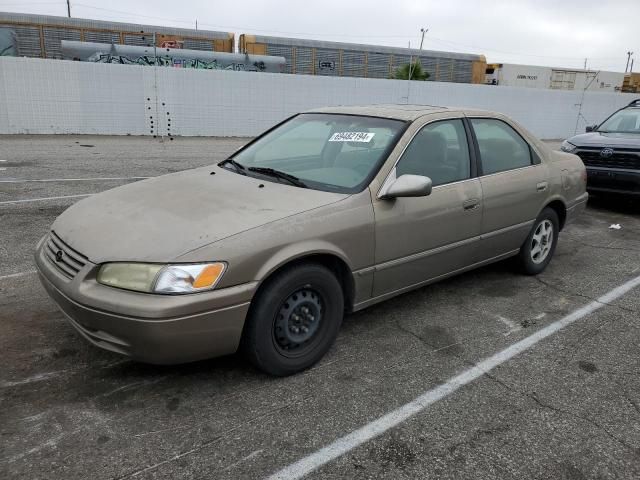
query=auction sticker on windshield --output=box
[328,132,375,142]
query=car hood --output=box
[567,132,640,149]
[52,165,346,263]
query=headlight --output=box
[97,262,226,294]
[154,263,226,293]
[560,140,577,153]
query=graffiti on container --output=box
[160,40,181,49]
[94,54,268,72]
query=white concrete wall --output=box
[0,56,637,139]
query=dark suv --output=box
[561,99,640,196]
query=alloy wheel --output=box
[530,219,554,264]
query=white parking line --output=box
[267,273,640,480]
[0,176,150,183]
[0,194,92,205]
[0,270,36,281]
[0,167,6,171]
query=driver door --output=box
[371,118,483,297]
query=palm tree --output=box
[392,61,430,81]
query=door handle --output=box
[536,182,548,192]
[463,199,480,211]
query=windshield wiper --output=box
[219,158,247,174]
[247,167,308,188]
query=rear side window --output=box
[471,118,532,175]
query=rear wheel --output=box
[517,207,559,275]
[241,263,344,376]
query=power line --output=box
[72,4,417,38]
[426,35,622,61]
[0,2,61,5]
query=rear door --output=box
[468,117,549,260]
[371,117,483,297]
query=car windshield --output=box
[598,108,640,134]
[227,113,406,193]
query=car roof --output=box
[624,98,640,108]
[306,104,498,121]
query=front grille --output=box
[43,231,87,279]
[577,149,640,170]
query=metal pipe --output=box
[61,40,286,72]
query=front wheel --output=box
[516,207,560,275]
[241,263,344,376]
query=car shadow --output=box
[587,193,640,217]
[99,351,259,382]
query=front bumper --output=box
[35,237,257,364]
[586,167,640,195]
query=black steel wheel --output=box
[241,263,344,376]
[272,287,324,357]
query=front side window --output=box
[598,108,640,133]
[471,118,532,175]
[229,113,406,193]
[395,119,471,187]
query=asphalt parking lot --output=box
[1,135,639,480]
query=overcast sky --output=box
[4,0,639,71]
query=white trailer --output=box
[485,62,624,92]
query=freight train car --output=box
[239,34,486,83]
[0,12,234,59]
[485,63,624,92]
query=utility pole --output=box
[407,41,414,81]
[625,51,633,72]
[66,0,71,17]
[583,58,587,70]
[631,58,635,73]
[408,28,428,82]
[195,19,198,30]
[419,28,428,50]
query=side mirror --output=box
[382,174,432,199]
[585,125,597,132]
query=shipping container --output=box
[239,34,487,83]
[485,63,624,92]
[622,73,640,93]
[0,11,234,59]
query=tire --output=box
[241,263,344,376]
[516,207,560,275]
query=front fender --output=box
[253,240,353,282]
[175,191,376,297]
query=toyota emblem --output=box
[600,148,614,158]
[55,250,64,262]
